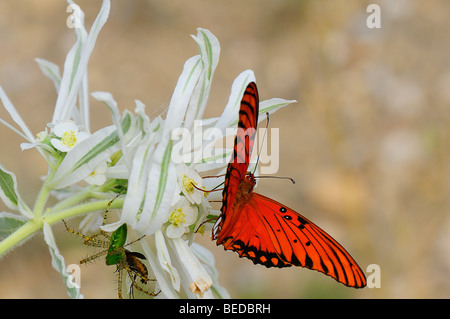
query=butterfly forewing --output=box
[213,82,259,239]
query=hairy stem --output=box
[0,197,124,257]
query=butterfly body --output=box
[213,82,367,288]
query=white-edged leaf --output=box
[140,237,180,299]
[163,55,202,136]
[0,86,35,143]
[67,0,90,131]
[155,229,181,291]
[43,222,83,299]
[91,91,130,166]
[193,28,220,82]
[191,242,230,299]
[121,122,162,227]
[213,70,256,134]
[184,28,221,129]
[53,0,110,123]
[34,58,62,92]
[139,139,177,234]
[168,238,213,299]
[121,142,155,226]
[0,212,28,239]
[0,165,33,218]
[52,15,84,122]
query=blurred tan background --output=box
[0,0,449,298]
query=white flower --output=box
[166,197,198,239]
[50,120,90,152]
[84,161,107,185]
[176,164,204,205]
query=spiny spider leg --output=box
[115,263,159,299]
[88,192,125,241]
[123,266,160,297]
[80,249,109,264]
[102,191,125,226]
[122,234,146,249]
[117,264,124,299]
[62,219,109,248]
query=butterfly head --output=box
[237,172,256,196]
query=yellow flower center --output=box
[182,175,196,194]
[61,130,77,148]
[196,224,206,235]
[169,208,186,227]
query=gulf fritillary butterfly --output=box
[212,82,366,288]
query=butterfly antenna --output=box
[252,112,270,175]
[254,175,295,184]
[191,181,224,193]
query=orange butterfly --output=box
[212,82,366,288]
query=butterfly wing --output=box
[213,82,259,239]
[220,192,367,288]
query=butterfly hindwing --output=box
[216,190,366,288]
[252,193,367,288]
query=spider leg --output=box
[116,264,124,299]
[63,219,109,248]
[124,266,160,297]
[80,249,109,265]
[122,234,146,249]
[102,191,126,226]
[62,219,92,242]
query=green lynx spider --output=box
[63,193,159,299]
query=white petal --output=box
[183,205,198,226]
[53,120,78,137]
[166,224,186,239]
[51,138,72,153]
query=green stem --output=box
[46,197,124,224]
[33,164,59,218]
[50,187,94,213]
[0,197,124,257]
[33,182,51,218]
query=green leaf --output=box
[0,167,18,207]
[0,165,32,218]
[0,212,28,239]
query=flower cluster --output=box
[0,0,295,299]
